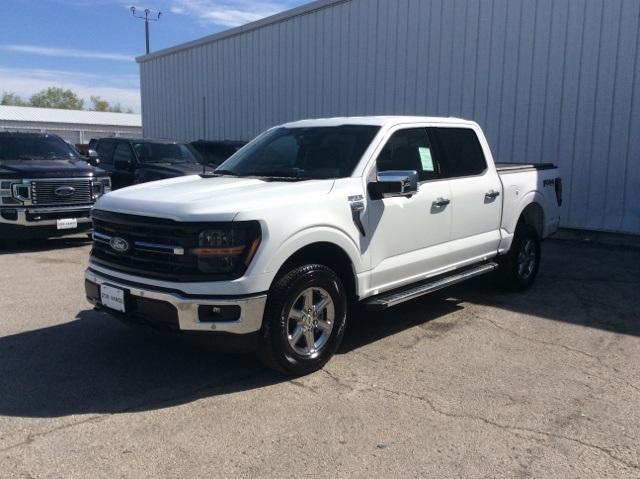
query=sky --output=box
[0,0,307,113]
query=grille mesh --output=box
[31,179,92,205]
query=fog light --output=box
[0,209,18,221]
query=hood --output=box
[139,161,213,176]
[0,158,103,179]
[95,175,335,222]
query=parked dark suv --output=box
[0,132,110,239]
[93,138,214,190]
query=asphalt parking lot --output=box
[0,237,638,478]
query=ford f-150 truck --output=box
[85,117,562,375]
[0,132,111,239]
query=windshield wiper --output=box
[211,169,240,176]
[243,169,312,181]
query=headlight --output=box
[101,177,112,193]
[191,222,261,275]
[92,177,112,198]
[1,181,24,204]
[0,181,13,198]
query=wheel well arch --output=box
[519,202,544,238]
[274,242,358,301]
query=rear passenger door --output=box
[427,127,502,266]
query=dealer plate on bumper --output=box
[56,218,78,230]
[100,284,126,313]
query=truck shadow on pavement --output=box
[0,235,91,255]
[0,298,463,419]
[0,240,637,419]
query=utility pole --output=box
[130,6,161,55]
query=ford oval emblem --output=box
[54,186,75,198]
[109,236,130,253]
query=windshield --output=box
[0,135,79,160]
[215,125,380,179]
[132,142,199,164]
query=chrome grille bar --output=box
[92,231,185,255]
[31,178,93,206]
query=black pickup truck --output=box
[0,132,111,239]
[93,137,215,190]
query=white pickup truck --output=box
[85,116,562,375]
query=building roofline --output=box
[0,105,141,127]
[136,0,349,63]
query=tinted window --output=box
[192,142,243,166]
[113,143,134,167]
[428,127,486,178]
[217,126,380,179]
[95,140,115,165]
[132,142,198,164]
[377,128,439,181]
[0,135,78,160]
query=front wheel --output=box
[498,223,541,291]
[258,264,347,376]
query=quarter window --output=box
[377,128,439,181]
[427,127,487,178]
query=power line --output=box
[130,6,162,55]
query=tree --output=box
[1,92,29,106]
[30,87,84,110]
[90,96,133,113]
[90,95,110,112]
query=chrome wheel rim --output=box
[517,238,537,279]
[286,287,335,359]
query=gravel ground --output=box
[0,236,638,478]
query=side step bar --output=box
[364,262,499,311]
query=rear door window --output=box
[427,128,487,178]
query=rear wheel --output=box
[498,223,541,291]
[258,264,347,376]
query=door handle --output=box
[433,197,450,207]
[485,190,501,199]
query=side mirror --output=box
[368,170,419,200]
[86,149,100,166]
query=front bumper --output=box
[85,268,267,335]
[0,205,92,226]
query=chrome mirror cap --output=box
[373,170,419,199]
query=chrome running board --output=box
[364,262,499,311]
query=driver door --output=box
[366,127,453,294]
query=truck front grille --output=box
[90,210,227,282]
[31,179,93,206]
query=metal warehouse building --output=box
[0,105,142,144]
[137,0,640,235]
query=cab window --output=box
[112,142,134,168]
[427,127,487,178]
[95,140,115,165]
[377,128,439,181]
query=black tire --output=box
[497,223,541,291]
[258,264,348,376]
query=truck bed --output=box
[496,163,556,173]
